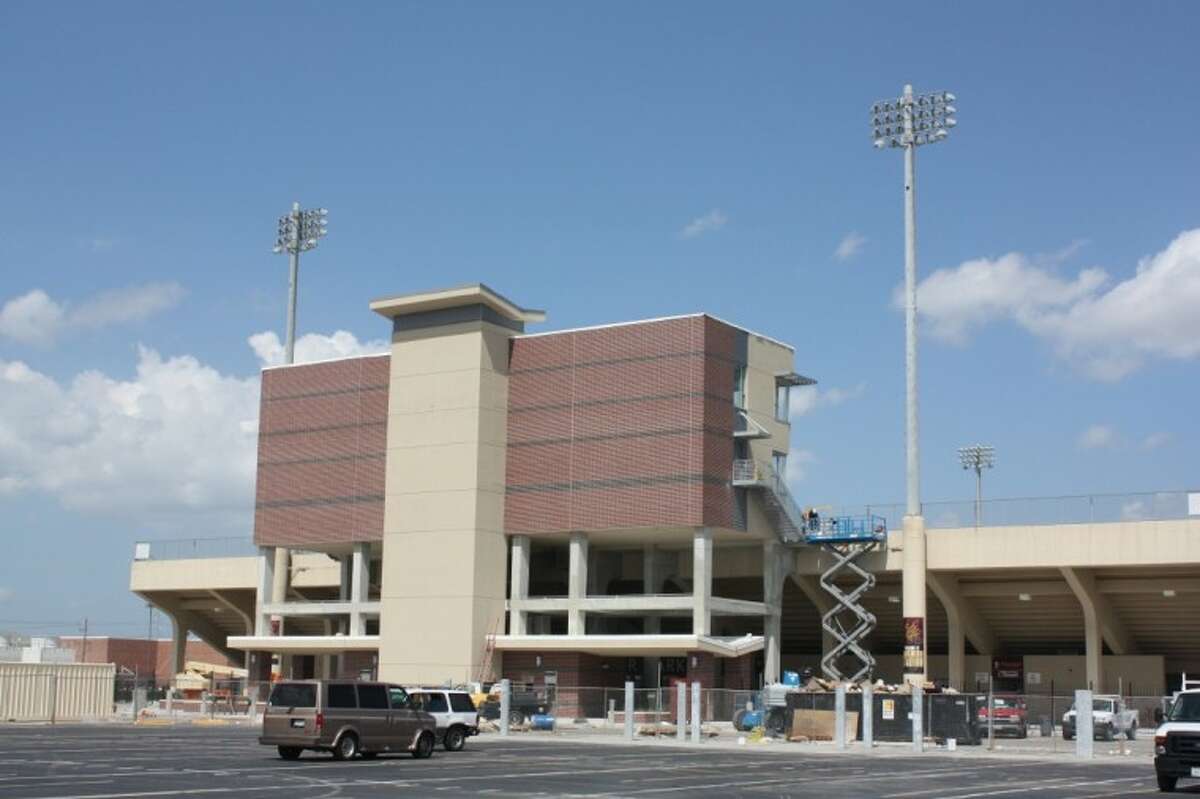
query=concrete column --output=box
[272,547,290,637]
[643,544,657,594]
[690,680,702,743]
[349,542,370,636]
[901,514,927,686]
[762,539,784,684]
[624,681,635,740]
[927,571,997,691]
[499,679,511,736]
[676,681,686,741]
[794,574,836,661]
[947,613,965,692]
[510,535,531,636]
[168,613,187,677]
[568,532,588,636]
[835,683,847,749]
[692,528,713,637]
[254,546,276,637]
[862,683,874,748]
[911,683,924,752]
[1075,689,1094,759]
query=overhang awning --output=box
[491,634,763,658]
[775,371,817,387]
[226,635,380,654]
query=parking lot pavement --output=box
[0,724,1178,799]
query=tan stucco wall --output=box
[743,334,795,540]
[377,320,511,685]
[131,557,258,593]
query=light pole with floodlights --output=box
[958,445,995,528]
[871,85,957,686]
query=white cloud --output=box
[679,209,728,239]
[910,228,1200,379]
[789,382,867,419]
[248,330,389,367]
[1142,431,1171,450]
[0,329,383,525]
[785,449,817,484]
[834,232,866,261]
[0,283,185,346]
[1078,424,1116,450]
[0,587,13,602]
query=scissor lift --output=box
[805,515,887,683]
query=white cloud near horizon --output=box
[834,231,866,261]
[1142,431,1171,450]
[908,228,1200,380]
[0,329,385,526]
[0,283,185,346]
[1078,424,1116,450]
[248,330,389,367]
[789,382,867,419]
[679,209,728,239]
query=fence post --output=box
[676,682,686,742]
[835,683,847,749]
[862,682,873,749]
[690,681,701,743]
[624,681,635,741]
[1075,689,1093,759]
[987,674,995,750]
[499,679,511,737]
[911,684,923,752]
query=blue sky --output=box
[2,1,1198,634]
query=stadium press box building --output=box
[131,284,1200,696]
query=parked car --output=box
[260,680,437,761]
[1062,694,1139,741]
[407,688,480,751]
[977,695,1029,738]
[1154,689,1200,792]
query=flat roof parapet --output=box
[369,283,546,324]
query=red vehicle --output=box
[977,695,1029,738]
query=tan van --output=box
[261,680,437,761]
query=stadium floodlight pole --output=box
[273,202,329,365]
[871,85,957,686]
[267,202,327,677]
[958,445,995,528]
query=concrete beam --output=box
[568,532,588,636]
[255,547,275,637]
[763,539,789,684]
[260,601,381,617]
[143,593,241,664]
[510,535,531,636]
[692,528,713,637]
[349,542,370,637]
[927,572,997,655]
[793,574,836,658]
[1061,567,1137,656]
[927,571,997,691]
[208,590,253,635]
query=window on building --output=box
[450,693,477,713]
[773,451,787,479]
[357,684,389,709]
[327,683,357,708]
[733,364,747,409]
[775,383,791,422]
[425,692,449,713]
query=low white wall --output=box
[0,662,116,722]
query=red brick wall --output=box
[254,355,389,546]
[59,638,237,685]
[504,316,741,535]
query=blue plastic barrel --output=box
[733,709,764,731]
[530,714,556,730]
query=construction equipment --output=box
[809,516,887,683]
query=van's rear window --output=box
[269,684,316,708]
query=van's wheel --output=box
[1102,723,1115,741]
[1018,724,1028,739]
[1157,774,1177,792]
[1063,730,1074,741]
[444,725,466,751]
[277,746,302,760]
[412,731,435,759]
[332,732,359,761]
[508,710,525,727]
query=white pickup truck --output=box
[1062,694,1139,741]
[1154,689,1200,792]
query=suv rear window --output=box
[358,684,389,709]
[419,692,448,713]
[327,684,357,708]
[268,683,316,708]
[450,693,476,713]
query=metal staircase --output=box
[731,459,805,543]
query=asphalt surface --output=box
[0,724,1189,798]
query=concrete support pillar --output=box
[643,544,661,635]
[624,681,635,740]
[168,613,187,677]
[692,528,713,637]
[272,547,290,633]
[947,614,965,693]
[1062,566,1135,693]
[254,546,276,637]
[510,535,531,636]
[927,571,997,691]
[568,532,589,636]
[762,539,785,685]
[349,542,370,636]
[901,514,927,686]
[794,575,836,660]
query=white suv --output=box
[1155,690,1200,793]
[407,688,479,751]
